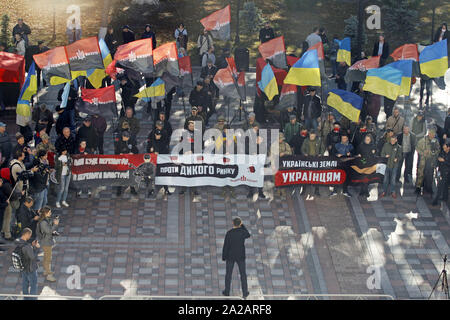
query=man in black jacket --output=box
[55,127,76,155]
[29,150,50,211]
[76,117,98,154]
[290,127,309,155]
[432,141,450,206]
[222,217,250,298]
[299,87,322,131]
[16,228,40,300]
[115,131,138,197]
[372,35,390,66]
[259,22,275,44]
[16,197,39,240]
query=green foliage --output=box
[284,0,317,11]
[0,14,11,50]
[343,15,367,54]
[239,1,265,36]
[381,0,420,45]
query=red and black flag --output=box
[213,68,239,99]
[179,55,192,76]
[178,55,193,89]
[33,46,71,83]
[258,36,287,70]
[226,56,246,101]
[277,84,297,110]
[77,85,117,116]
[346,157,388,186]
[153,42,179,77]
[200,5,231,41]
[65,36,103,71]
[114,38,154,76]
[237,71,246,101]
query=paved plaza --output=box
[0,71,449,300]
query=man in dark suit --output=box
[222,217,250,298]
[372,35,390,66]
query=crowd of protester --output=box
[0,17,449,298]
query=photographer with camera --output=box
[10,149,38,200]
[29,150,50,211]
[36,206,59,282]
[16,197,39,241]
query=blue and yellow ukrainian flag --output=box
[258,63,279,101]
[336,37,351,67]
[389,60,413,96]
[284,49,321,87]
[16,62,37,126]
[86,38,114,88]
[363,65,403,101]
[419,39,448,79]
[327,89,363,123]
[135,78,166,102]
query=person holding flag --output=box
[16,61,37,130]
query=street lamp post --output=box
[356,0,364,61]
[235,0,241,45]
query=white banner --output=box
[155,154,266,187]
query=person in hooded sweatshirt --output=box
[122,25,135,44]
[141,24,156,49]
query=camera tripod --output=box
[428,255,449,300]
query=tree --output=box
[1,14,11,50]
[344,15,367,59]
[239,1,265,37]
[381,0,420,45]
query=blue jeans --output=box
[56,174,71,203]
[33,188,48,211]
[383,167,398,194]
[304,118,318,131]
[22,270,38,300]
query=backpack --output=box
[11,242,27,271]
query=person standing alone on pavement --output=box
[222,217,250,299]
[15,228,40,299]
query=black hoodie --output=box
[141,24,156,49]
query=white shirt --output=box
[59,155,69,176]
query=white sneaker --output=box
[55,202,61,208]
[62,201,69,207]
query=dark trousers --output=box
[433,172,449,203]
[224,259,248,295]
[420,78,432,106]
[97,134,104,155]
[384,98,395,119]
[397,151,414,182]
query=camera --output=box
[37,163,50,173]
[17,170,33,181]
